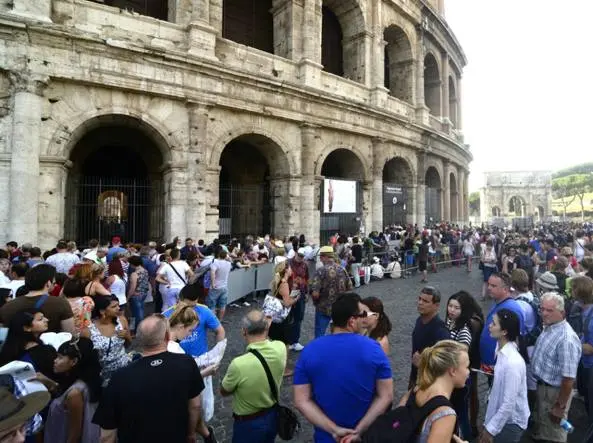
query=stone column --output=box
[457,77,463,131]
[370,0,388,107]
[415,31,429,125]
[188,0,218,60]
[270,175,301,237]
[407,184,417,225]
[204,167,220,240]
[298,0,323,88]
[371,138,385,232]
[186,103,210,241]
[416,150,426,226]
[441,52,451,132]
[300,124,320,244]
[209,0,223,35]
[362,180,373,235]
[38,157,69,251]
[8,74,48,245]
[162,163,189,241]
[443,161,450,222]
[272,0,300,60]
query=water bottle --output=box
[559,419,574,433]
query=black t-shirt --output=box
[351,244,363,263]
[93,351,204,443]
[409,315,450,384]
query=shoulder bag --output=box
[168,262,187,285]
[249,349,300,440]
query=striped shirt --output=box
[531,319,581,387]
[446,318,472,347]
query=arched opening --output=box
[320,149,364,242]
[383,26,414,103]
[382,157,413,226]
[218,134,289,240]
[222,0,274,54]
[321,0,366,83]
[536,205,545,220]
[508,196,527,217]
[425,166,441,223]
[321,5,344,77]
[65,116,166,245]
[448,76,458,127]
[449,173,458,222]
[424,53,441,116]
[93,0,169,21]
[492,206,502,217]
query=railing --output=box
[385,95,415,120]
[320,71,369,104]
[429,114,442,131]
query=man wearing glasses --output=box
[294,293,393,443]
[408,286,450,389]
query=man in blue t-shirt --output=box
[162,285,225,357]
[480,272,525,373]
[294,293,393,443]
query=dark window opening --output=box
[321,6,344,77]
[223,0,274,54]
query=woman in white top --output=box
[105,259,127,308]
[156,248,194,310]
[462,236,475,272]
[481,309,529,443]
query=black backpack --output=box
[362,391,455,443]
[516,294,542,347]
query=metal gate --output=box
[319,180,362,244]
[425,186,441,224]
[65,176,164,246]
[383,183,407,227]
[218,184,272,241]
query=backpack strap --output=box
[34,294,49,309]
[407,391,455,433]
[168,263,187,285]
[249,349,279,404]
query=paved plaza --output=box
[206,265,588,442]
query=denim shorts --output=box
[207,287,228,310]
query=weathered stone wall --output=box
[0,0,470,249]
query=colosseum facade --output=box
[0,0,471,249]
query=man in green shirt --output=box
[220,309,286,443]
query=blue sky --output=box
[445,0,593,191]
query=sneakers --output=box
[205,426,217,443]
[290,343,304,352]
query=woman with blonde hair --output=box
[397,340,470,443]
[263,260,300,376]
[167,305,200,354]
[84,263,111,297]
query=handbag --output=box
[249,349,300,440]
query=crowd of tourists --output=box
[0,221,591,442]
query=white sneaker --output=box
[290,343,304,352]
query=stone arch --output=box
[383,25,414,103]
[217,132,293,239]
[508,195,527,217]
[425,166,441,222]
[222,0,274,54]
[50,110,177,163]
[382,156,414,226]
[322,0,367,84]
[535,205,545,220]
[383,156,414,185]
[448,76,458,127]
[209,127,296,177]
[315,145,369,181]
[424,52,441,116]
[449,171,458,221]
[64,114,170,244]
[492,206,502,217]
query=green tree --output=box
[552,176,576,219]
[568,173,593,221]
[469,192,480,216]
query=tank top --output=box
[109,275,127,306]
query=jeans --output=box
[493,423,524,443]
[290,294,306,344]
[232,409,277,443]
[315,311,332,338]
[129,292,148,331]
[207,287,229,310]
[351,262,361,287]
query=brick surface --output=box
[206,265,588,442]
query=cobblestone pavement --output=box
[206,265,589,442]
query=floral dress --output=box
[88,318,131,387]
[68,297,94,337]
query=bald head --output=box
[241,309,268,336]
[136,315,169,351]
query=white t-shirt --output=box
[0,280,25,298]
[109,275,127,306]
[211,259,232,289]
[158,261,190,288]
[167,341,185,354]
